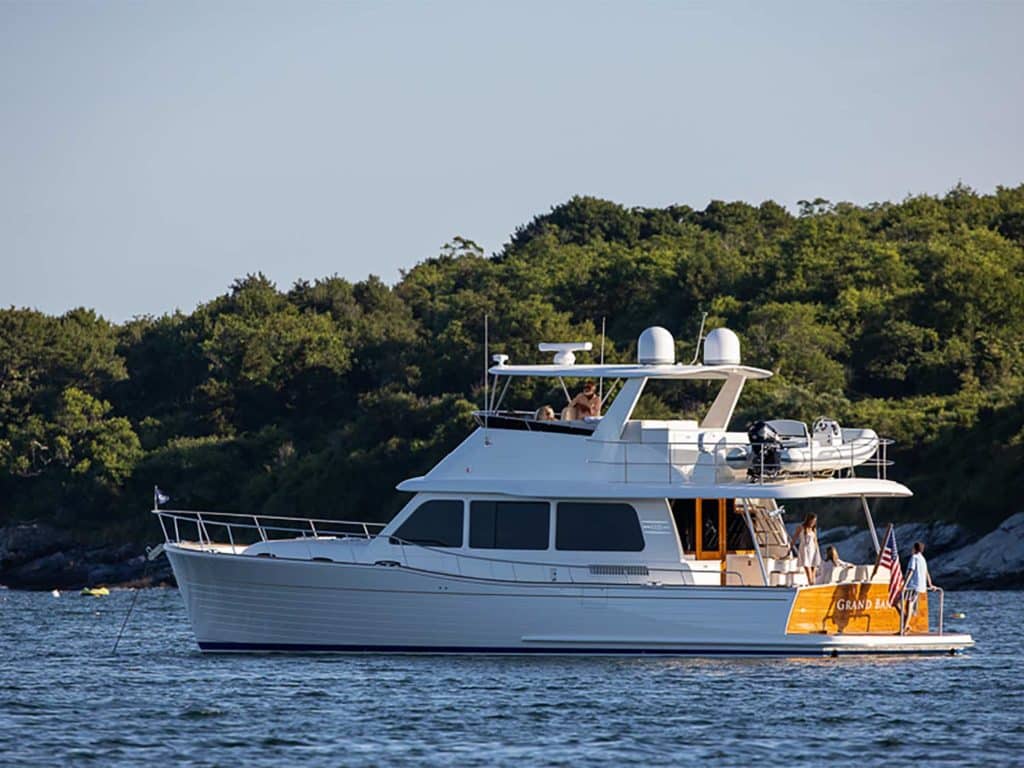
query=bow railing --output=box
[153,508,749,588]
[154,508,386,553]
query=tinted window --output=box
[725,499,754,550]
[556,503,645,552]
[670,499,696,554]
[470,501,549,550]
[700,498,720,552]
[393,500,463,547]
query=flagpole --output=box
[870,523,892,580]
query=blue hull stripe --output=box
[197,641,958,656]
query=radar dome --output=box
[703,327,741,365]
[637,326,675,365]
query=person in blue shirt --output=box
[903,541,934,632]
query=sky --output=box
[1,1,1022,322]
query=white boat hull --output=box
[166,545,972,656]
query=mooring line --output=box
[112,544,162,655]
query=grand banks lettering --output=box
[835,597,892,611]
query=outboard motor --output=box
[747,420,782,479]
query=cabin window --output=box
[469,501,550,550]
[555,503,644,552]
[670,499,697,554]
[392,500,464,547]
[725,499,754,551]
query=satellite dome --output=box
[703,327,741,365]
[637,326,675,365]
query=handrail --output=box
[153,508,752,587]
[898,585,945,636]
[586,435,895,484]
[931,585,945,636]
[153,509,386,556]
[469,411,896,485]
[155,508,387,529]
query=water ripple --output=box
[0,589,1019,767]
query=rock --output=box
[0,523,73,570]
[818,525,859,546]
[86,554,145,585]
[931,512,1024,589]
[0,529,176,590]
[5,550,91,590]
[824,521,972,567]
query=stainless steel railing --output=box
[153,508,751,588]
[154,508,386,552]
[899,585,945,636]
[586,435,894,485]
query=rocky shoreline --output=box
[0,523,173,590]
[2,513,1023,591]
[819,512,1024,590]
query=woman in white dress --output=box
[791,513,821,585]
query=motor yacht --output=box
[156,325,974,656]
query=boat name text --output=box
[834,597,892,611]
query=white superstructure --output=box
[157,325,973,656]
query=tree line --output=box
[2,183,1022,541]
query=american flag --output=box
[879,527,905,608]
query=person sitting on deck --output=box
[567,380,601,420]
[817,545,851,584]
[535,405,556,421]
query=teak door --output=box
[696,498,727,560]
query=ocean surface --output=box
[1,588,1021,767]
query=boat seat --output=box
[812,418,843,446]
[769,568,809,587]
[817,563,857,584]
[784,572,809,587]
[833,564,856,582]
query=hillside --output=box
[1,184,1023,547]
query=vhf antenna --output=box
[483,314,490,445]
[688,311,709,365]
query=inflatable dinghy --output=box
[727,418,880,477]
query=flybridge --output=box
[480,326,770,440]
[462,325,899,498]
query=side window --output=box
[470,501,550,550]
[725,499,754,551]
[392,500,464,547]
[670,499,696,554]
[556,503,645,552]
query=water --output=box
[1,589,1022,767]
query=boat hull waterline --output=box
[167,546,972,657]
